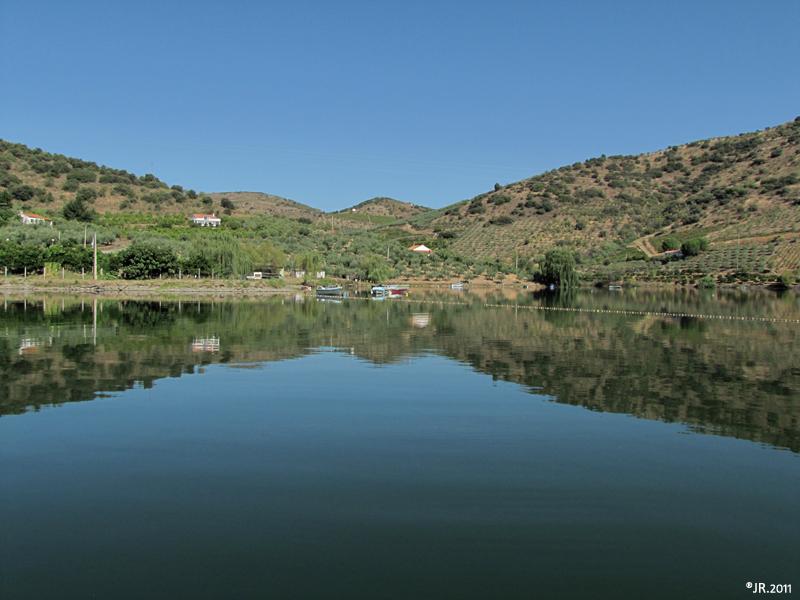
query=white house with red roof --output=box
[19,211,52,225]
[190,213,221,227]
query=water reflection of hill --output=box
[1,292,798,452]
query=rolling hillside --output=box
[421,117,800,280]
[0,140,325,221]
[2,117,800,284]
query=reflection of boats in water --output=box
[191,337,220,353]
[316,297,344,304]
[411,313,430,328]
[18,337,52,355]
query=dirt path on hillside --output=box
[631,235,659,257]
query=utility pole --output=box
[92,233,98,280]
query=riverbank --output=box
[1,274,794,299]
[0,276,302,297]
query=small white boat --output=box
[450,282,465,289]
[371,285,388,297]
[316,285,344,296]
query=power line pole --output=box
[92,232,98,280]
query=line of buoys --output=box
[342,295,800,324]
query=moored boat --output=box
[371,285,388,297]
[316,285,344,296]
[385,284,409,296]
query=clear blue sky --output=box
[1,1,798,210]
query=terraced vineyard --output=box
[424,117,800,281]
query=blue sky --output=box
[1,1,798,210]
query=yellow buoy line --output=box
[342,295,800,324]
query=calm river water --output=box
[1,288,798,599]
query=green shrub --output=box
[467,200,485,214]
[67,168,97,183]
[661,236,680,251]
[113,184,135,197]
[75,187,98,203]
[45,242,92,272]
[10,184,36,201]
[681,237,709,257]
[777,272,796,288]
[62,198,96,222]
[698,275,716,288]
[115,242,178,279]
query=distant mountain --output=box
[335,197,430,220]
[207,191,320,220]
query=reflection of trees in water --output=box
[1,294,798,451]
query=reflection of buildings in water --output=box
[191,337,221,353]
[18,337,52,355]
[411,313,431,329]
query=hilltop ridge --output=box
[337,197,430,218]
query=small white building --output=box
[408,243,432,254]
[191,213,221,227]
[20,212,52,226]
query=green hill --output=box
[207,191,320,220]
[421,117,800,282]
[335,197,430,221]
[0,140,321,220]
[2,117,800,285]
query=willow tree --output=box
[539,248,578,288]
[298,252,323,277]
